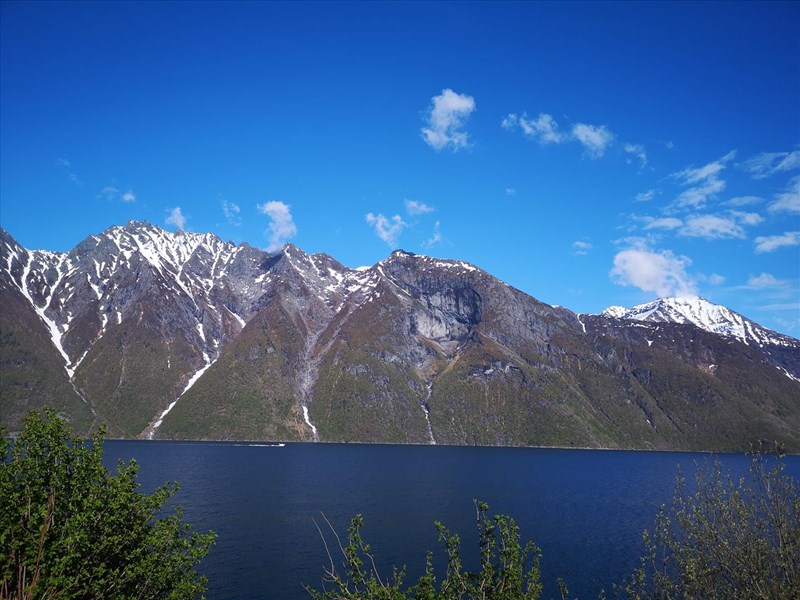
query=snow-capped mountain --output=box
[601,296,799,349]
[2,222,799,452]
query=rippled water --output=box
[102,441,798,599]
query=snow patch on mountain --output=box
[602,296,797,348]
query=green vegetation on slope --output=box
[73,298,201,438]
[0,288,94,436]
[157,301,308,441]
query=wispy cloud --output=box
[754,231,800,254]
[746,272,787,289]
[572,240,593,255]
[610,245,696,297]
[501,112,563,145]
[571,123,614,158]
[670,151,735,210]
[708,273,726,285]
[165,207,187,230]
[501,110,644,166]
[98,185,136,203]
[642,216,683,231]
[679,214,745,239]
[635,189,659,203]
[99,186,120,201]
[725,195,763,207]
[505,187,516,197]
[257,201,297,252]
[222,200,242,226]
[759,302,800,311]
[423,221,443,248]
[624,143,647,168]
[421,89,476,151]
[404,199,434,215]
[56,158,81,185]
[729,210,763,226]
[768,175,800,213]
[366,212,406,247]
[742,150,800,179]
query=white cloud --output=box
[99,186,120,201]
[768,175,800,213]
[675,152,734,185]
[502,112,563,145]
[56,158,81,185]
[223,200,242,226]
[423,221,443,248]
[635,189,658,202]
[257,201,297,251]
[725,195,763,207]
[98,185,135,202]
[670,151,735,210]
[571,123,614,158]
[759,302,800,311]
[643,217,682,231]
[754,231,800,254]
[165,207,187,230]
[610,247,696,297]
[404,199,434,215]
[747,273,786,288]
[366,212,406,247]
[742,150,800,179]
[421,89,476,151]
[729,210,764,226]
[505,187,516,197]
[572,240,593,255]
[709,273,726,285]
[679,214,745,239]
[624,143,647,168]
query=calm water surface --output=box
[102,442,799,599]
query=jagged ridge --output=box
[2,223,799,451]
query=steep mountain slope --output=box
[0,256,96,432]
[2,223,798,452]
[1,223,260,436]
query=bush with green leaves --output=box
[624,455,800,600]
[306,500,561,600]
[1,410,216,599]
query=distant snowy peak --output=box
[602,296,798,348]
[601,306,628,319]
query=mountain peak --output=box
[602,296,798,347]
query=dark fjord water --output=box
[102,442,799,599]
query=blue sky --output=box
[1,1,798,335]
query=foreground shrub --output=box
[306,501,551,600]
[1,409,216,599]
[624,455,800,600]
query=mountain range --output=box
[1,222,798,452]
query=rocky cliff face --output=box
[2,223,799,452]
